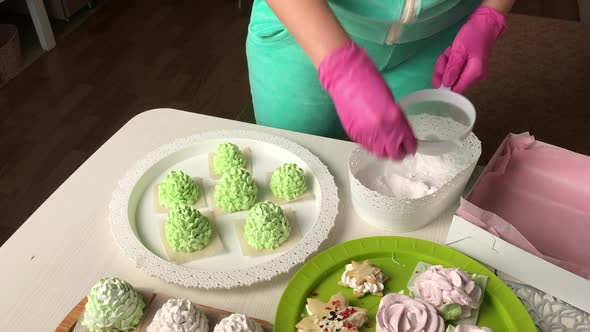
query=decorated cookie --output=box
[213,142,246,176]
[270,163,306,201]
[245,201,290,250]
[159,170,200,209]
[214,167,257,212]
[338,260,388,297]
[81,277,145,332]
[447,325,493,332]
[213,313,263,332]
[296,292,368,332]
[410,264,484,321]
[377,293,444,332]
[147,298,209,332]
[165,205,212,253]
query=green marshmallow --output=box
[245,201,291,250]
[159,170,199,209]
[213,142,246,176]
[440,303,463,321]
[270,163,307,201]
[81,277,145,332]
[165,205,212,253]
[214,167,257,212]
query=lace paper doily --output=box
[349,133,480,232]
[503,280,590,332]
[109,130,339,289]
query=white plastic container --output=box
[348,133,481,232]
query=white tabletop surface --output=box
[0,109,460,331]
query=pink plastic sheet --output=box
[457,133,590,279]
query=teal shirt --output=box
[246,0,478,138]
[329,0,479,69]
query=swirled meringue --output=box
[213,313,263,332]
[377,293,444,332]
[147,298,208,332]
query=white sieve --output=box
[399,87,476,156]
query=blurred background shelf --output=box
[512,0,581,21]
[0,0,105,84]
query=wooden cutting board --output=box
[55,290,273,332]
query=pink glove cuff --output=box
[318,40,376,94]
[472,5,507,40]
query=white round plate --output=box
[109,130,339,289]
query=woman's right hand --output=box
[318,40,417,160]
[263,0,416,159]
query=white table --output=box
[0,109,472,330]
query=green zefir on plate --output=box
[275,236,536,331]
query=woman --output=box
[246,0,513,159]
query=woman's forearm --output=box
[265,0,350,67]
[482,0,516,14]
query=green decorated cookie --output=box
[165,205,212,253]
[159,170,199,209]
[214,167,257,212]
[213,142,246,176]
[81,277,145,332]
[270,163,306,201]
[245,201,291,250]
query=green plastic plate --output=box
[275,236,536,331]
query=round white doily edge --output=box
[108,130,339,289]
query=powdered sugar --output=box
[355,114,475,199]
[357,151,471,199]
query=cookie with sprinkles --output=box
[296,292,368,332]
[338,260,388,298]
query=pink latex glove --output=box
[318,40,417,160]
[433,5,506,93]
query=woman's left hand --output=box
[432,5,506,93]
